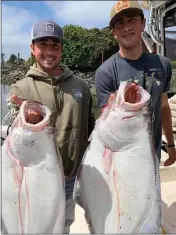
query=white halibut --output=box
[74,81,162,233]
[1,100,65,234]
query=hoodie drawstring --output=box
[50,77,60,123]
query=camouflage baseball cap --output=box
[109,0,143,27]
[31,20,64,42]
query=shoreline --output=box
[1,62,96,88]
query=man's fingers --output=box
[10,95,23,107]
[164,157,175,167]
[107,93,116,109]
[108,93,116,104]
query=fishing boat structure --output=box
[141,0,176,233]
[1,0,176,233]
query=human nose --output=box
[123,19,133,31]
[124,25,132,32]
[45,50,54,55]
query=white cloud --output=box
[45,1,116,28]
[45,1,149,29]
[2,3,39,60]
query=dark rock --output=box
[1,62,96,88]
[1,62,176,93]
[1,62,30,86]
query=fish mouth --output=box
[24,101,45,117]
[123,81,141,103]
[21,101,47,126]
[124,81,139,91]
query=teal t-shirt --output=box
[95,52,172,160]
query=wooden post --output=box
[18,53,20,63]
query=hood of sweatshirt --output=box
[25,63,73,85]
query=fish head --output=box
[7,100,54,167]
[97,81,152,152]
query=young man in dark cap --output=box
[95,0,176,166]
[7,20,95,233]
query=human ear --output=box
[142,18,146,32]
[30,43,35,55]
[112,28,117,39]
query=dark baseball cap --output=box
[31,20,64,42]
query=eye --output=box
[39,42,46,46]
[115,21,124,28]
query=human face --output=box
[112,11,146,49]
[31,37,62,72]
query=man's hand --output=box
[11,95,43,124]
[108,93,116,108]
[164,146,176,166]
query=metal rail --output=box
[147,1,176,55]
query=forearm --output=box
[162,105,174,145]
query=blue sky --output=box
[1,1,175,61]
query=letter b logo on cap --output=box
[46,23,54,32]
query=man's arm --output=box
[162,94,176,166]
[161,58,174,145]
[161,57,176,166]
[162,94,174,145]
[95,69,114,112]
[6,85,24,124]
[1,85,25,139]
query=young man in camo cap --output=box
[7,20,95,233]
